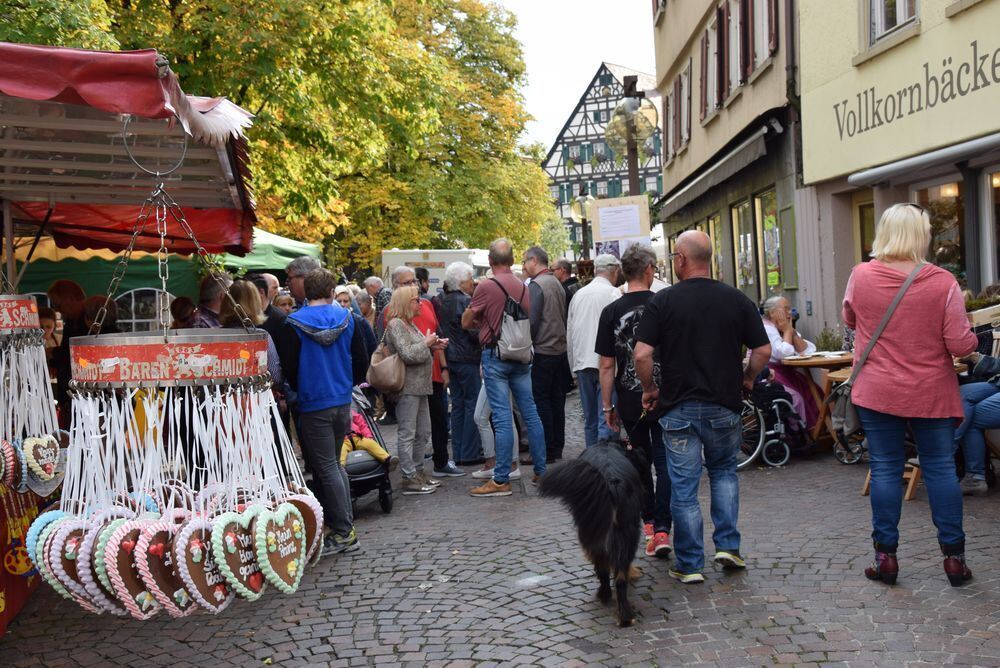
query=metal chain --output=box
[0,267,15,295]
[161,189,255,333]
[88,187,160,335]
[155,198,171,334]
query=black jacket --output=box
[438,288,481,365]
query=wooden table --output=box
[781,353,854,442]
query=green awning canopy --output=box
[221,228,321,272]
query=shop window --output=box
[732,200,757,301]
[116,288,173,333]
[871,0,917,44]
[708,214,724,282]
[755,189,781,299]
[859,202,875,261]
[915,182,965,283]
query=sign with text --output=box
[591,196,653,259]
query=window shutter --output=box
[652,0,658,18]
[699,34,708,120]
[562,146,569,161]
[720,5,730,98]
[673,79,682,150]
[741,0,752,82]
[768,0,778,54]
[662,95,670,161]
[686,59,692,142]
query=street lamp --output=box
[570,188,596,260]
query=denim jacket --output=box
[971,354,1000,386]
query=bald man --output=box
[634,230,771,584]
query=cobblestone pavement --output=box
[4,394,1000,667]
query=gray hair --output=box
[391,265,415,288]
[356,292,372,307]
[620,244,657,281]
[762,295,787,317]
[199,273,233,304]
[363,276,383,289]
[286,256,321,278]
[523,245,549,266]
[488,238,515,267]
[553,258,572,273]
[444,261,474,290]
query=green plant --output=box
[965,297,1000,312]
[814,326,844,352]
[565,158,576,171]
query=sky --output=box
[498,0,657,151]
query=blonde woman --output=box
[220,280,283,383]
[843,203,978,587]
[384,286,443,495]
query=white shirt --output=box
[622,277,671,294]
[763,319,816,364]
[567,275,621,373]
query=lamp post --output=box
[573,188,596,260]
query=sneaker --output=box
[469,480,512,497]
[531,473,542,485]
[322,529,360,557]
[385,455,400,472]
[646,532,672,558]
[668,570,705,584]
[401,478,436,495]
[713,551,747,569]
[643,522,654,540]
[416,470,441,486]
[433,461,466,477]
[471,467,495,479]
[508,468,522,481]
[961,477,988,497]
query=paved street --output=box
[4,395,1000,667]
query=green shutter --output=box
[562,146,569,161]
[657,175,663,193]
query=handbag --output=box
[366,326,406,393]
[829,262,925,439]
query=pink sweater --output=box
[843,261,977,419]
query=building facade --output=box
[542,63,663,258]
[801,0,1000,323]
[651,0,822,329]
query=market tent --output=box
[221,228,321,272]
[0,41,256,267]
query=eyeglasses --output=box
[399,279,417,287]
[907,203,926,213]
[668,251,682,259]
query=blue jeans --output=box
[956,382,1000,481]
[858,406,965,550]
[660,401,741,574]
[448,362,482,463]
[481,351,547,483]
[576,368,616,448]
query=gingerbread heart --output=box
[0,440,16,486]
[253,503,306,594]
[26,509,64,565]
[136,517,197,618]
[104,518,161,620]
[48,519,100,612]
[212,506,267,601]
[38,519,100,613]
[286,493,324,564]
[23,435,59,482]
[173,515,233,614]
[77,515,129,616]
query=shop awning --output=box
[0,42,255,257]
[657,126,768,220]
[221,228,321,272]
[847,130,1000,186]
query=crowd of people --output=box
[38,201,998,585]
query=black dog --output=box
[538,439,644,626]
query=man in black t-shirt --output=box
[595,244,672,559]
[635,231,771,584]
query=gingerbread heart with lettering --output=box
[174,515,234,614]
[104,518,161,620]
[23,435,59,482]
[38,519,100,613]
[136,516,197,617]
[286,493,323,564]
[253,503,306,594]
[77,514,129,616]
[48,519,102,613]
[212,506,267,601]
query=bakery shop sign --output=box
[0,297,40,331]
[833,40,1000,140]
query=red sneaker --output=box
[642,522,653,540]
[645,532,671,558]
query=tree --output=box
[537,210,570,260]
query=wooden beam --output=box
[0,114,183,137]
[0,157,221,177]
[0,138,216,160]
[0,186,232,208]
[0,172,226,190]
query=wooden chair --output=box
[862,464,922,501]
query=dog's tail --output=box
[538,458,614,549]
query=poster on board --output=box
[591,196,652,259]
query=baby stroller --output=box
[746,378,815,467]
[343,386,394,513]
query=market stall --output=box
[0,41,259,635]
